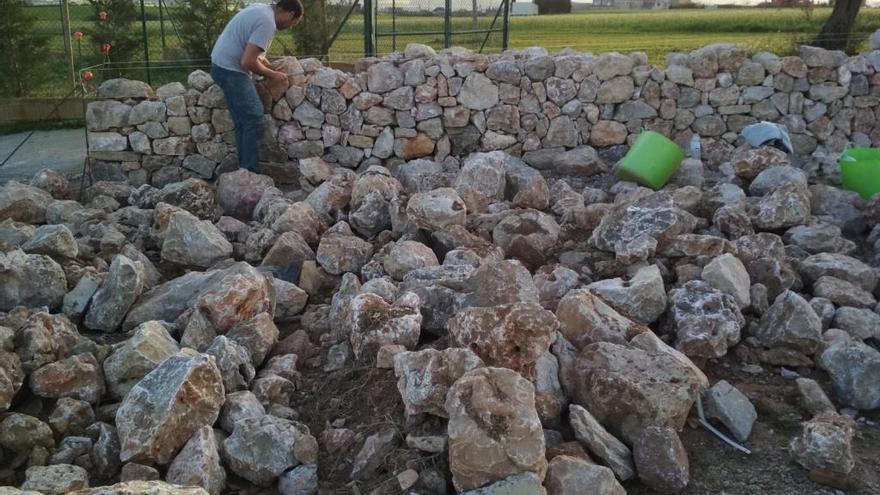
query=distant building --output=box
[592,0,675,8]
[511,1,539,14]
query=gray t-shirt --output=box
[211,4,276,73]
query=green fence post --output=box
[139,0,151,84]
[159,0,167,54]
[444,0,451,48]
[363,0,375,57]
[502,0,510,51]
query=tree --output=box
[289,0,347,59]
[0,0,50,97]
[812,0,862,51]
[87,0,142,64]
[175,0,240,59]
[533,0,572,15]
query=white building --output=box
[511,1,539,15]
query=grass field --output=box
[16,5,880,97]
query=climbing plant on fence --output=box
[174,0,240,60]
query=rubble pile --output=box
[1,41,880,495]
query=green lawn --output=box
[16,5,880,97]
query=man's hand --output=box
[270,59,286,71]
[266,70,287,82]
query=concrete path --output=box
[0,128,87,184]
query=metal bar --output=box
[480,0,506,53]
[139,0,151,84]
[502,0,511,50]
[61,0,76,89]
[364,0,375,57]
[391,0,396,53]
[159,0,167,52]
[444,0,451,48]
[159,0,189,59]
[376,28,504,37]
[328,0,361,50]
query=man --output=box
[210,0,304,173]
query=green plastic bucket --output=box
[840,146,880,200]
[617,130,685,190]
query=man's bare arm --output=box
[241,43,285,80]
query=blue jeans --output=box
[210,65,263,173]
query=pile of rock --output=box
[84,42,880,189]
[2,41,880,495]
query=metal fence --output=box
[6,0,511,99]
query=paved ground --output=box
[0,128,87,184]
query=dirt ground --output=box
[222,319,880,495]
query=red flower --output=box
[73,31,83,41]
[82,71,94,81]
[102,43,111,55]
[99,11,108,20]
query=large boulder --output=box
[0,250,67,311]
[632,426,690,494]
[161,210,233,269]
[790,414,855,487]
[393,348,484,418]
[0,181,54,224]
[123,263,260,331]
[103,321,179,400]
[667,280,745,359]
[116,351,225,465]
[221,415,317,487]
[569,404,634,481]
[446,367,547,492]
[406,187,468,231]
[751,290,822,355]
[586,265,667,324]
[448,302,558,377]
[555,289,645,350]
[84,255,145,332]
[589,192,696,257]
[545,456,625,495]
[166,426,226,495]
[492,210,560,269]
[818,340,880,410]
[21,225,78,259]
[466,259,540,307]
[573,342,704,443]
[29,353,105,404]
[345,292,422,358]
[799,253,877,293]
[217,170,275,220]
[154,179,217,220]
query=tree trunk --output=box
[813,0,862,50]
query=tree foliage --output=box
[174,0,240,59]
[87,0,142,63]
[289,0,349,59]
[0,0,50,97]
[534,0,571,15]
[813,0,862,51]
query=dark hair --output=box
[276,0,304,16]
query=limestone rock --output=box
[492,210,560,269]
[206,336,255,393]
[790,414,855,486]
[0,250,67,311]
[394,348,483,418]
[69,481,208,495]
[20,464,89,495]
[226,312,278,367]
[30,353,105,403]
[818,340,880,410]
[219,391,266,434]
[406,187,468,231]
[217,170,275,221]
[632,426,689,494]
[350,429,396,481]
[446,367,547,492]
[0,349,24,411]
[813,276,876,308]
[589,192,696,256]
[573,342,703,443]
[316,231,374,275]
[705,380,757,442]
[15,312,85,374]
[448,302,558,376]
[103,321,179,400]
[546,456,625,495]
[161,210,233,268]
[799,253,877,293]
[569,404,634,481]
[346,292,422,358]
[796,378,836,417]
[459,73,499,110]
[752,290,822,355]
[116,351,225,464]
[459,472,544,495]
[454,152,507,212]
[732,146,790,180]
[222,415,316,487]
[98,78,154,99]
[278,464,318,495]
[166,426,226,495]
[701,253,751,308]
[667,280,745,359]
[21,225,78,259]
[587,265,667,324]
[384,240,440,280]
[749,183,811,230]
[555,288,645,350]
[84,255,145,332]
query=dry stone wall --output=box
[85,42,880,187]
